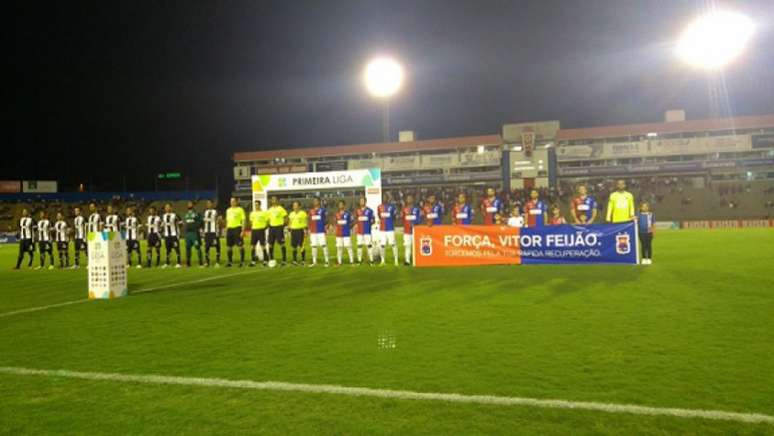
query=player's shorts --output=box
[335,236,352,248]
[290,229,305,247]
[57,241,69,251]
[251,228,267,247]
[309,232,326,247]
[147,233,161,248]
[268,226,285,245]
[185,234,201,248]
[74,238,86,251]
[38,241,51,252]
[226,227,243,247]
[126,239,140,251]
[204,232,219,248]
[164,236,179,249]
[403,233,413,250]
[356,234,372,246]
[379,230,396,246]
[20,239,34,253]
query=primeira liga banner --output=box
[413,222,638,267]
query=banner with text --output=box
[413,222,638,267]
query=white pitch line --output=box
[0,270,261,319]
[0,366,771,425]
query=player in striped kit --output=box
[53,212,70,269]
[14,209,35,270]
[354,197,375,265]
[480,187,503,225]
[451,192,473,225]
[334,200,355,266]
[570,184,598,224]
[145,206,163,267]
[202,200,222,267]
[423,193,444,226]
[524,189,548,228]
[87,202,102,233]
[35,211,54,270]
[104,205,119,232]
[124,207,142,268]
[377,197,399,266]
[308,197,329,267]
[72,207,87,268]
[161,203,182,268]
[401,195,422,266]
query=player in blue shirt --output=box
[452,193,473,225]
[308,197,329,266]
[524,189,548,228]
[354,197,376,264]
[423,193,444,225]
[401,194,423,266]
[637,202,654,265]
[334,200,355,265]
[571,184,598,224]
[377,197,399,266]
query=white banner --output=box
[252,169,382,211]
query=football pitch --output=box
[1,229,773,435]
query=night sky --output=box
[10,0,774,194]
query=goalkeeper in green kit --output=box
[184,201,205,267]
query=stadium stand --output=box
[233,112,774,222]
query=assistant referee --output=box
[225,197,246,267]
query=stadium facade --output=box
[233,112,774,202]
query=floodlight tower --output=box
[675,10,754,118]
[363,57,404,142]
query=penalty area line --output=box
[0,366,771,425]
[0,270,261,319]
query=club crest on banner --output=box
[420,235,433,256]
[616,233,631,255]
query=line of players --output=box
[13,184,602,269]
[225,185,601,268]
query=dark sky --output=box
[10,0,774,193]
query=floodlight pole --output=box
[381,99,390,143]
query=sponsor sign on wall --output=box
[22,180,58,193]
[0,181,21,193]
[557,135,752,161]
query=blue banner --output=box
[0,233,18,244]
[520,222,639,265]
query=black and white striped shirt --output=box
[105,214,119,232]
[19,217,34,240]
[37,219,52,242]
[146,215,161,235]
[203,209,219,234]
[54,220,69,242]
[124,217,140,240]
[73,215,86,240]
[162,213,179,237]
[88,212,101,233]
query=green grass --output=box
[1,229,773,435]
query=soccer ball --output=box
[268,259,278,268]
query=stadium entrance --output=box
[251,169,383,210]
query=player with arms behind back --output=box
[53,212,69,269]
[72,207,86,268]
[524,189,548,228]
[423,193,444,226]
[481,187,503,225]
[161,203,182,268]
[145,206,162,267]
[124,207,142,268]
[571,184,598,224]
[354,197,375,265]
[334,200,354,266]
[35,211,53,270]
[401,195,422,266]
[202,200,222,267]
[308,197,330,267]
[377,195,399,266]
[452,192,473,225]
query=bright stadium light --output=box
[364,57,404,98]
[676,10,754,70]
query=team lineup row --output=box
[13,183,638,269]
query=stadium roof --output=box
[233,134,503,161]
[557,113,774,141]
